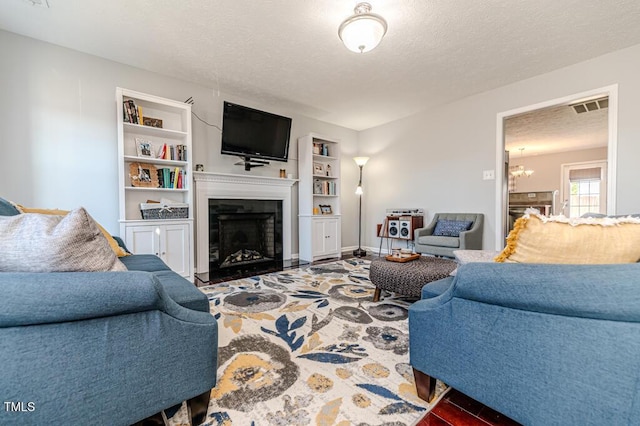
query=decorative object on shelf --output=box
[319,204,333,215]
[195,164,204,171]
[510,148,534,178]
[143,117,163,128]
[313,207,320,215]
[140,202,189,220]
[353,156,369,257]
[135,138,156,158]
[313,179,323,195]
[129,162,159,188]
[280,169,286,178]
[338,2,388,54]
[313,162,324,175]
[326,164,332,177]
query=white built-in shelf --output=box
[123,122,188,140]
[298,133,342,263]
[313,154,338,161]
[123,155,188,167]
[117,87,194,280]
[125,186,189,192]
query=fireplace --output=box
[209,199,283,278]
[193,172,296,276]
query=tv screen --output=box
[221,102,292,162]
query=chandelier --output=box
[338,2,388,53]
[510,148,534,178]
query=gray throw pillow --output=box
[0,207,127,272]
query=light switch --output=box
[483,170,495,180]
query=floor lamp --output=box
[353,156,369,257]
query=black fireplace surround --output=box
[208,199,283,279]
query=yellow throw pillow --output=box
[495,213,640,264]
[16,206,129,257]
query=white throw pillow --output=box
[0,207,127,272]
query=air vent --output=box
[571,97,608,114]
[22,0,50,7]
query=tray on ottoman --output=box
[385,254,420,263]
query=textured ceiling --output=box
[1,0,640,131]
[505,102,608,157]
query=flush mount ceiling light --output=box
[338,2,388,53]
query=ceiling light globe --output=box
[338,3,387,53]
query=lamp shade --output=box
[338,3,387,53]
[353,156,369,167]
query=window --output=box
[562,162,607,218]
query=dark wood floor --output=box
[418,389,521,425]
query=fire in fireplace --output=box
[209,199,283,278]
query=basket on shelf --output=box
[140,203,189,220]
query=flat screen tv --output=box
[221,101,292,163]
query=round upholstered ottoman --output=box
[369,256,456,301]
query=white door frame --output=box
[494,84,618,250]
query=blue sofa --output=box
[0,245,217,424]
[409,262,640,425]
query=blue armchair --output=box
[408,262,640,425]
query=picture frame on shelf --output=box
[313,162,324,175]
[319,204,332,215]
[143,117,163,128]
[135,138,156,158]
[313,179,323,195]
[129,162,159,188]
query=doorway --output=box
[494,85,618,249]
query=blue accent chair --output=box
[409,262,640,425]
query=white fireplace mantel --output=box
[193,172,298,274]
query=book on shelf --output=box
[162,143,187,161]
[123,99,144,124]
[156,167,185,189]
[312,179,336,195]
[313,142,330,156]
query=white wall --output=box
[359,43,640,251]
[512,147,607,194]
[0,30,359,254]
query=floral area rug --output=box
[170,258,447,426]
